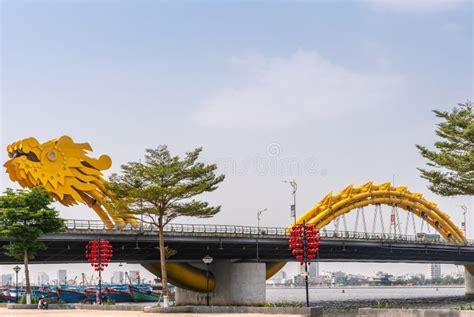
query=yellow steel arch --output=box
[295,181,466,243]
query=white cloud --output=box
[193,50,400,129]
[366,0,463,14]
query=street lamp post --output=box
[256,208,268,262]
[202,255,214,306]
[284,179,298,224]
[13,265,21,303]
[459,205,468,239]
[97,237,103,304]
[302,222,310,307]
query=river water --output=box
[266,286,470,316]
[267,286,464,302]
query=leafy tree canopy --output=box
[416,101,473,196]
[0,187,65,260]
[107,145,225,225]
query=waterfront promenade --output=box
[0,310,283,317]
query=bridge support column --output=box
[175,261,266,305]
[465,265,474,298]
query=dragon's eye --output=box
[48,151,57,161]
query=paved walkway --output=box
[0,309,288,317]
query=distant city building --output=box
[345,274,367,285]
[297,263,319,283]
[298,264,319,278]
[112,271,124,284]
[309,263,319,279]
[331,271,346,285]
[57,270,67,285]
[429,263,441,280]
[1,274,12,286]
[269,270,287,284]
[369,271,393,285]
[37,272,49,285]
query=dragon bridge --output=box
[3,136,466,293]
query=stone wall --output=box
[144,305,323,317]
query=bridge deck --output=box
[1,220,474,265]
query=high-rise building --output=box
[298,263,319,278]
[309,263,319,279]
[1,274,12,286]
[37,272,49,285]
[429,263,441,280]
[57,270,67,285]
[112,271,124,284]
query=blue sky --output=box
[0,0,473,281]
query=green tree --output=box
[0,187,65,297]
[106,146,225,306]
[416,101,474,196]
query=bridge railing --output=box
[64,220,474,245]
[319,229,474,246]
[64,220,288,237]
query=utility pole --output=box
[13,266,20,303]
[202,255,213,306]
[256,208,267,262]
[303,221,309,307]
[98,237,102,304]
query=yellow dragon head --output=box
[4,135,136,228]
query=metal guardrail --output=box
[65,219,288,237]
[64,219,474,246]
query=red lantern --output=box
[85,239,113,272]
[288,223,321,265]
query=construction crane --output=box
[67,276,79,285]
[136,271,141,285]
[81,273,87,287]
[90,274,96,285]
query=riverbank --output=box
[0,295,472,317]
[314,295,473,317]
[267,285,465,303]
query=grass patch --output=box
[458,304,474,310]
[370,302,407,309]
[263,302,304,308]
[103,300,116,305]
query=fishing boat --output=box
[57,288,86,303]
[83,288,98,303]
[128,285,160,302]
[104,287,133,303]
[0,288,18,303]
[0,294,16,303]
[33,288,59,300]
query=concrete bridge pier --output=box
[175,260,266,305]
[465,265,474,298]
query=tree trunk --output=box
[158,216,168,300]
[23,249,31,294]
